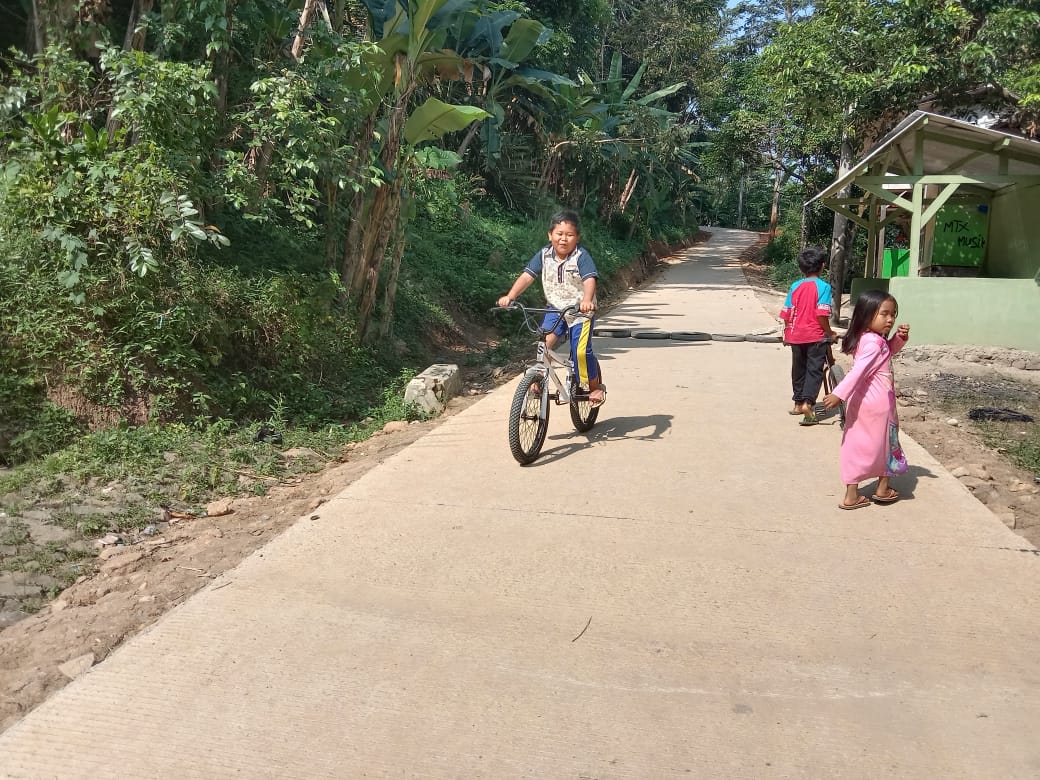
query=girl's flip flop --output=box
[838,497,871,510]
[871,490,900,504]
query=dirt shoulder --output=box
[0,407,482,732]
[740,236,1040,547]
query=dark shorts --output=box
[540,310,601,384]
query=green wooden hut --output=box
[810,111,1040,351]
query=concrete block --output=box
[404,364,462,414]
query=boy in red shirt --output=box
[779,246,836,424]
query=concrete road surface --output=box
[2,228,1039,778]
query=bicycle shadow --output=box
[523,413,673,467]
[808,404,844,425]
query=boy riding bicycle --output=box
[497,209,606,407]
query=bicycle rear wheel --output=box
[828,363,848,427]
[827,362,846,390]
[508,373,550,464]
[569,378,600,432]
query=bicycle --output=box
[492,302,600,465]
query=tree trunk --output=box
[378,209,408,340]
[768,164,788,240]
[736,174,745,229]
[106,0,154,140]
[618,169,638,213]
[340,111,379,296]
[800,200,809,250]
[324,183,339,267]
[355,173,404,341]
[828,132,855,325]
[212,1,235,118]
[291,0,320,60]
[30,0,45,53]
[250,139,276,193]
[122,0,153,51]
[353,72,416,340]
[332,0,346,29]
[538,150,555,192]
[456,119,482,159]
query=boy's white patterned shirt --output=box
[527,245,598,312]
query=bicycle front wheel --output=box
[569,379,600,432]
[508,373,549,464]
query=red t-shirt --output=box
[780,277,832,344]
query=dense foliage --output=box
[707,0,1040,299]
[0,0,725,465]
[3,0,1038,465]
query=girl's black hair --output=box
[549,208,581,232]
[842,289,897,355]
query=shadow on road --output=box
[523,413,673,467]
[859,463,938,501]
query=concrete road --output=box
[2,228,1039,778]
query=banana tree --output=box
[539,52,686,213]
[450,15,574,163]
[340,0,490,340]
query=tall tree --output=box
[759,0,1040,319]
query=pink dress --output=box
[832,331,909,484]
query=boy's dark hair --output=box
[842,289,898,355]
[797,246,828,275]
[549,209,581,232]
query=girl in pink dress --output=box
[822,290,910,510]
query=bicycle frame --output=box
[495,301,582,409]
[527,345,573,412]
[494,301,600,464]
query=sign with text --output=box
[932,203,989,267]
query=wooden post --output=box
[909,182,924,276]
[865,194,879,278]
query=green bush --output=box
[762,218,803,290]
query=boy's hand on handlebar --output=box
[497,296,513,308]
[579,298,595,314]
[822,393,842,409]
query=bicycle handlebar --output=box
[490,302,580,315]
[490,302,582,334]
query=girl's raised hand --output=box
[822,393,842,409]
[895,323,910,340]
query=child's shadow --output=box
[874,464,938,500]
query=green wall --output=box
[988,184,1040,279]
[850,277,1040,351]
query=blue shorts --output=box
[539,310,601,385]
